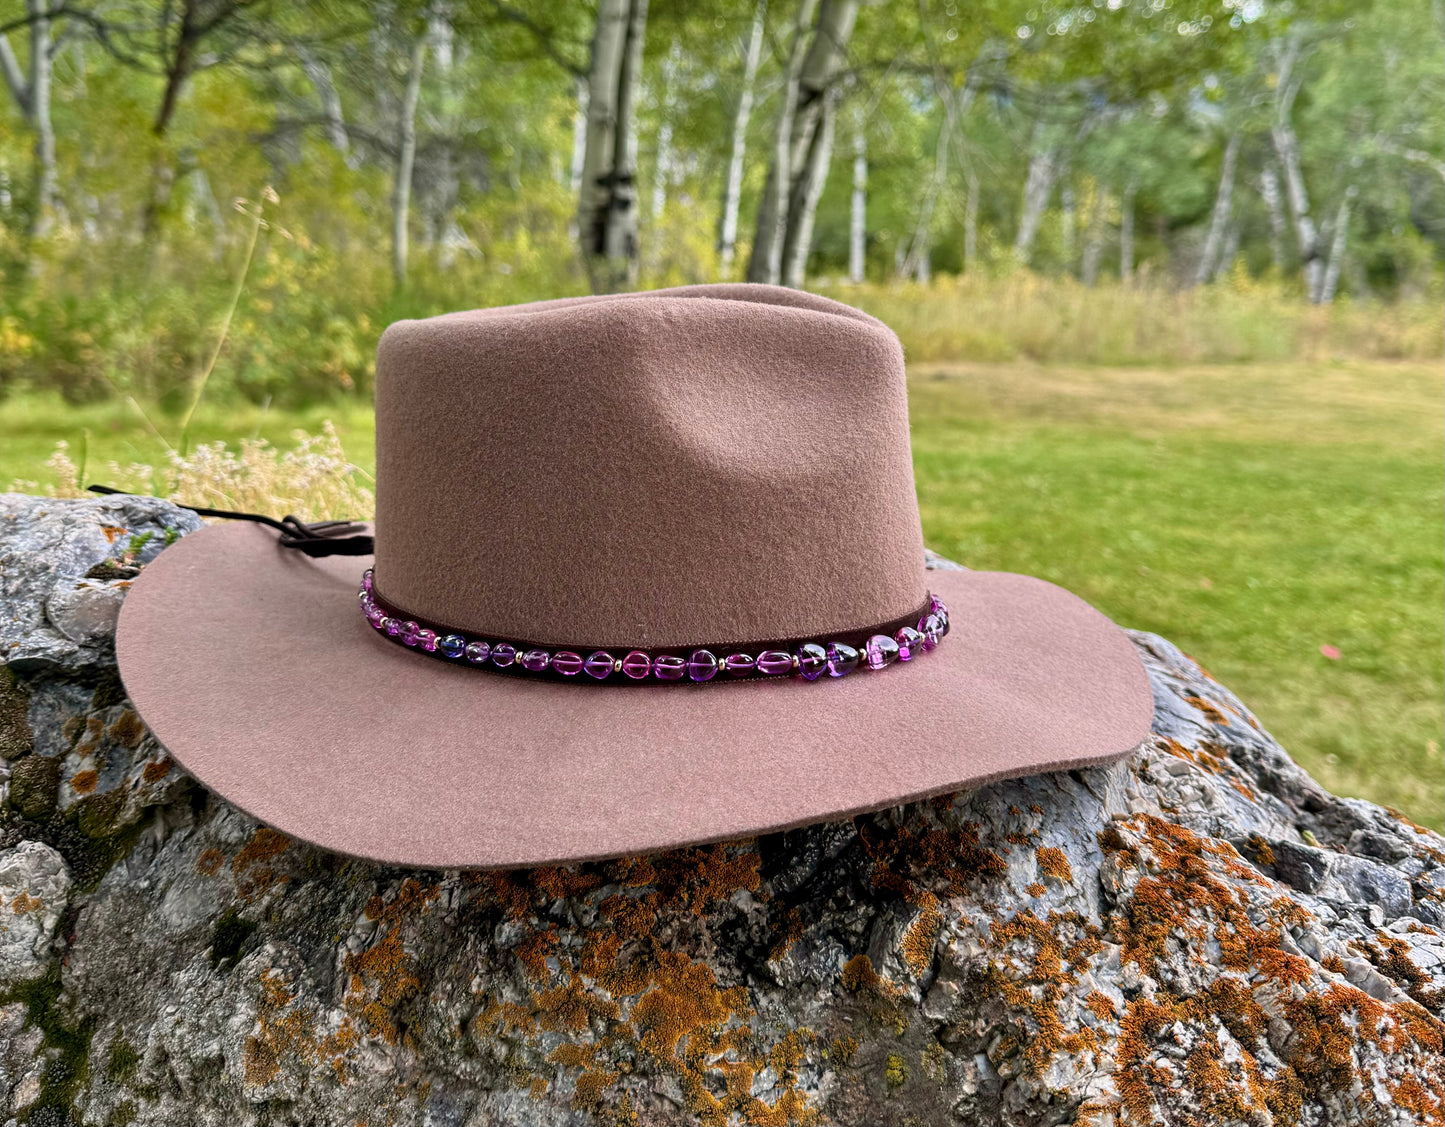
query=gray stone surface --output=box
[0,495,1442,1126]
[0,494,203,673]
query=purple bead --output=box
[930,593,945,614]
[724,653,756,677]
[795,643,827,681]
[826,641,860,678]
[400,621,421,647]
[492,642,517,668]
[438,635,466,659]
[361,570,374,593]
[687,649,719,682]
[584,651,615,679]
[521,648,551,672]
[864,634,900,670]
[894,626,922,662]
[757,650,794,676]
[621,651,652,679]
[465,640,491,664]
[552,650,584,676]
[366,604,385,627]
[919,614,942,651]
[384,617,402,637]
[653,655,687,681]
[418,629,438,652]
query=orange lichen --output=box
[342,879,441,1045]
[1084,992,1117,1022]
[987,909,1105,1070]
[515,927,558,982]
[242,969,317,1089]
[1036,846,1073,884]
[233,827,290,873]
[195,848,224,876]
[841,954,881,994]
[536,974,621,1034]
[1025,882,1046,897]
[142,756,173,783]
[632,951,743,1058]
[10,892,41,915]
[767,907,804,963]
[1182,695,1230,725]
[900,895,942,974]
[107,709,148,749]
[70,769,99,795]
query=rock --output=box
[0,841,70,982]
[0,494,1442,1126]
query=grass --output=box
[2,359,1441,828]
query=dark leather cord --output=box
[87,485,375,557]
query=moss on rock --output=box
[11,756,62,820]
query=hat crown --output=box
[372,284,927,647]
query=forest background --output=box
[1,0,1442,825]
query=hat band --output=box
[359,570,949,684]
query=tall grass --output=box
[826,270,1445,366]
[14,422,373,523]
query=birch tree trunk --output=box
[1060,184,1076,272]
[898,93,957,283]
[747,0,818,284]
[963,168,978,273]
[1216,218,1241,282]
[1014,135,1056,264]
[299,46,351,159]
[391,29,428,289]
[780,87,837,287]
[0,0,60,238]
[649,40,680,236]
[1119,181,1137,283]
[1269,35,1324,301]
[1259,164,1287,271]
[1194,132,1241,286]
[578,0,648,292]
[718,0,765,273]
[1319,186,1356,304]
[847,105,866,283]
[1080,187,1106,285]
[749,0,858,287]
[570,78,588,194]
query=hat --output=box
[114,284,1152,869]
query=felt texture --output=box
[373,284,928,646]
[113,284,1155,868]
[115,522,1154,870]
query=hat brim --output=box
[115,522,1153,869]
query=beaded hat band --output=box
[360,569,950,684]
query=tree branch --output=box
[470,0,584,77]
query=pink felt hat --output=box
[113,284,1152,869]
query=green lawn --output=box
[3,360,1442,828]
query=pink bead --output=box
[863,634,899,670]
[400,621,421,646]
[584,651,615,679]
[653,655,687,680]
[551,651,584,676]
[757,650,794,675]
[894,626,922,661]
[723,653,756,677]
[621,651,652,679]
[418,629,438,652]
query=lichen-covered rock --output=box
[0,495,1442,1126]
[0,842,70,983]
[0,494,203,673]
